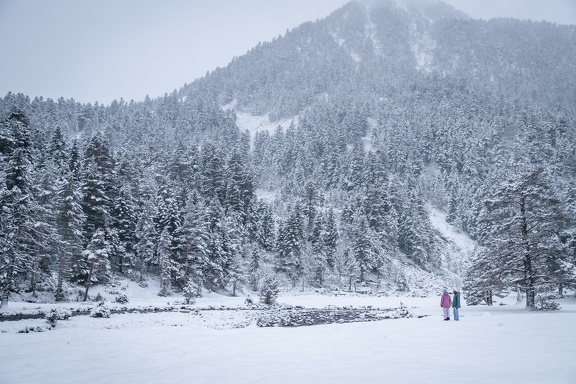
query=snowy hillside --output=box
[429,206,476,283]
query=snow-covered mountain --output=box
[186,0,575,119]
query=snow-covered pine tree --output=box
[183,278,199,304]
[476,168,569,308]
[153,177,185,289]
[53,173,85,301]
[351,214,377,284]
[68,140,82,181]
[344,144,365,191]
[134,199,156,283]
[225,151,256,228]
[48,126,68,169]
[462,247,501,305]
[309,213,328,287]
[248,248,261,291]
[302,181,320,234]
[203,198,231,291]
[28,140,58,296]
[179,193,209,290]
[81,133,114,245]
[223,212,246,296]
[0,108,36,307]
[398,183,436,267]
[157,227,173,296]
[200,143,226,204]
[344,248,359,291]
[109,185,137,275]
[259,275,279,305]
[81,228,111,301]
[322,208,338,271]
[254,201,275,252]
[275,204,305,287]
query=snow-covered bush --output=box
[385,303,414,319]
[45,308,71,327]
[18,326,50,333]
[259,276,279,305]
[115,294,129,304]
[90,302,111,318]
[532,295,561,311]
[94,293,105,302]
[396,273,409,292]
[183,281,199,304]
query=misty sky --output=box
[0,0,574,105]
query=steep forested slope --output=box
[1,0,575,307]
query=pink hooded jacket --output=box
[440,291,452,308]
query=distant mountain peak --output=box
[185,0,574,120]
[356,0,470,21]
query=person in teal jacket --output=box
[452,289,461,321]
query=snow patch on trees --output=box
[222,99,297,144]
[428,205,476,277]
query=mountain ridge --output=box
[184,0,575,121]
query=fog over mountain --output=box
[1,0,575,307]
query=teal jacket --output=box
[452,292,461,308]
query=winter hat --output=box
[443,289,447,293]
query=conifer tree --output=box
[68,140,81,181]
[28,143,58,295]
[0,108,36,307]
[343,248,359,291]
[259,275,279,305]
[48,126,68,169]
[53,174,85,301]
[179,193,209,290]
[81,134,114,244]
[302,181,319,232]
[475,168,569,308]
[309,213,327,287]
[110,185,137,274]
[81,228,111,301]
[254,201,275,251]
[224,213,246,295]
[203,199,231,291]
[225,151,255,227]
[398,185,435,266]
[135,200,156,282]
[154,179,188,289]
[157,227,173,296]
[351,215,376,284]
[276,204,305,286]
[248,248,261,291]
[200,144,226,203]
[462,248,500,305]
[323,208,339,270]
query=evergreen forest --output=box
[1,0,575,309]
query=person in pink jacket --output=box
[440,289,452,321]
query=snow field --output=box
[1,294,575,384]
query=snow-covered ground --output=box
[2,286,575,384]
[429,205,477,280]
[222,99,297,145]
